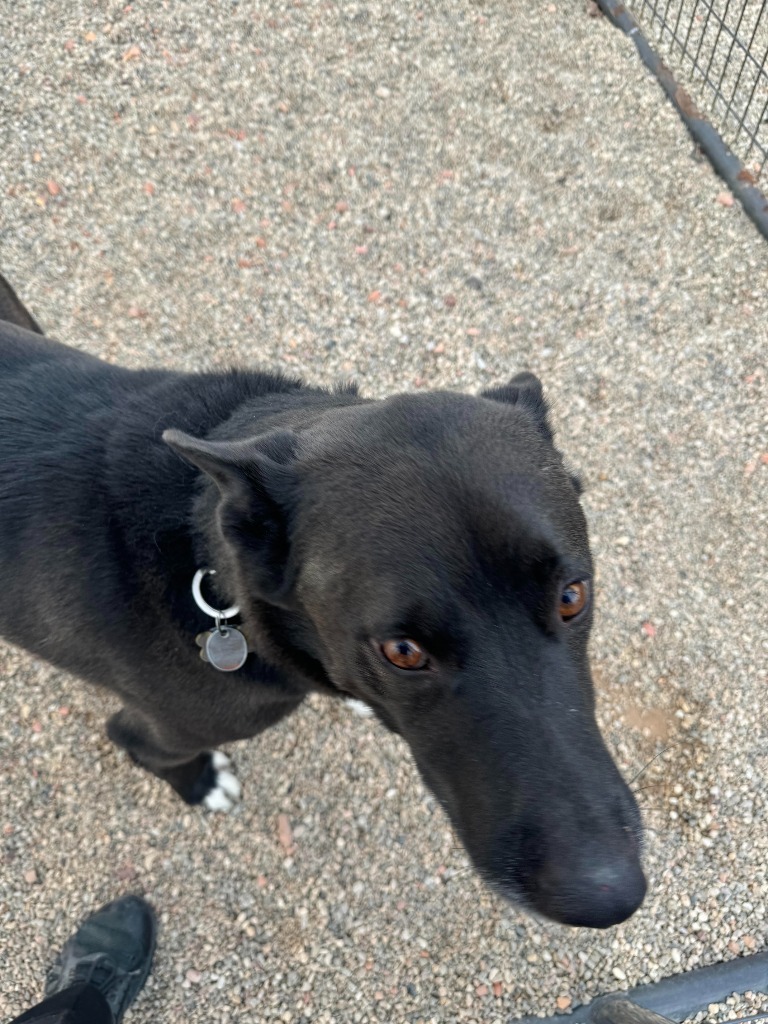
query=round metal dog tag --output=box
[205,627,249,672]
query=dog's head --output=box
[165,372,645,928]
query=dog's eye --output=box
[380,639,429,670]
[559,581,589,621]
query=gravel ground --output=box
[1,2,767,1022]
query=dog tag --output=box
[191,568,248,672]
[202,627,249,672]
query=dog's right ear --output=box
[0,273,44,335]
[481,371,553,444]
[163,428,299,602]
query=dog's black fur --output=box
[0,274,645,928]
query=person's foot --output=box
[44,895,157,1023]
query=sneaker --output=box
[44,896,157,1023]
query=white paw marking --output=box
[203,751,242,813]
[345,698,374,719]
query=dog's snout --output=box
[534,846,647,929]
[474,748,647,928]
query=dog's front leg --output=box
[106,707,243,812]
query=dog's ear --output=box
[481,371,553,444]
[163,428,298,601]
[482,374,584,492]
[0,273,44,335]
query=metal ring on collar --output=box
[192,568,240,620]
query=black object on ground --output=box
[508,950,768,1024]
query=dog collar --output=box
[191,568,247,672]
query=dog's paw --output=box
[203,751,242,813]
[344,697,375,719]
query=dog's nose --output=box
[536,854,647,929]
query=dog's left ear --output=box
[163,428,299,602]
[482,374,584,494]
[481,371,553,444]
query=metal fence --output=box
[596,0,768,238]
[627,0,768,176]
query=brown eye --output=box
[381,639,429,670]
[559,580,589,621]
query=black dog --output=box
[0,275,645,928]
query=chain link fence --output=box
[596,0,768,238]
[627,0,768,176]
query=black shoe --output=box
[44,896,157,1023]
